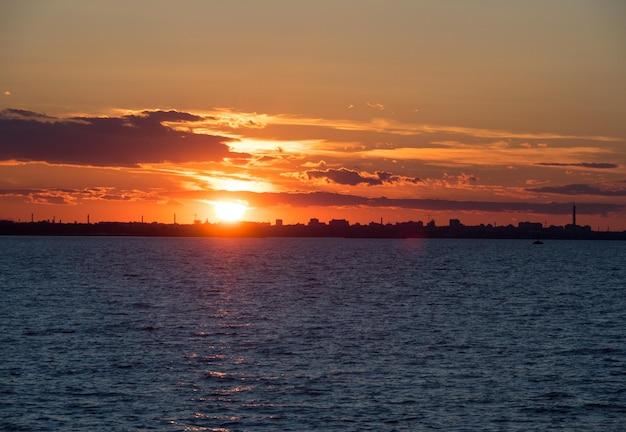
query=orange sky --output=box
[1,1,625,230]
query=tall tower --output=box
[572,202,576,227]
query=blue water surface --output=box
[1,237,625,431]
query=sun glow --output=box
[213,201,248,222]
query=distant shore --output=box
[1,219,624,240]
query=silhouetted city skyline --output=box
[1,216,624,240]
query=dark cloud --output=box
[305,168,421,186]
[0,109,57,121]
[375,171,422,184]
[30,194,74,205]
[307,168,380,185]
[0,188,32,196]
[526,182,626,197]
[535,162,619,169]
[0,109,246,167]
[196,190,623,217]
[135,110,203,124]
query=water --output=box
[1,237,625,431]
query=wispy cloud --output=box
[0,187,168,204]
[360,145,613,167]
[365,102,385,110]
[249,113,623,142]
[165,109,623,144]
[179,110,623,172]
[535,162,619,169]
[0,188,78,205]
[526,181,626,197]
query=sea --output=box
[1,236,625,431]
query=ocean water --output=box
[1,236,625,431]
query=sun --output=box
[214,201,247,222]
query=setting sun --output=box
[213,201,247,222]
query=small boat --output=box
[533,239,543,245]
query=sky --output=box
[1,0,625,229]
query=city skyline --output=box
[5,201,617,234]
[2,1,625,229]
[4,208,624,240]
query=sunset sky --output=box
[1,1,625,229]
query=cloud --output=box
[535,162,619,169]
[256,113,622,142]
[442,172,477,187]
[6,185,622,217]
[195,190,624,217]
[0,187,167,204]
[376,170,422,184]
[0,109,247,167]
[306,168,380,185]
[366,102,385,110]
[302,160,327,169]
[1,109,57,121]
[305,168,421,186]
[0,188,78,205]
[526,181,626,197]
[132,109,622,172]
